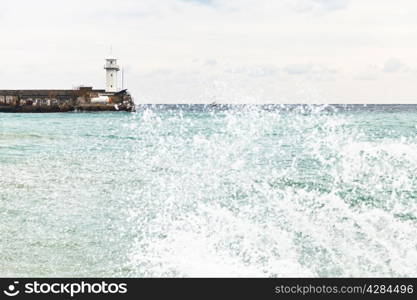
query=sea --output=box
[1,104,417,277]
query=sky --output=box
[1,0,417,103]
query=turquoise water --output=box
[1,105,417,277]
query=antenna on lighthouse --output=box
[121,66,124,90]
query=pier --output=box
[0,57,135,112]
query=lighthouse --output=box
[104,57,120,92]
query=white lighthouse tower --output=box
[104,57,120,92]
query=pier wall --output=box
[0,87,134,112]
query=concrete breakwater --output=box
[0,87,135,113]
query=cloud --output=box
[383,58,407,73]
[354,65,380,81]
[204,59,218,67]
[289,0,349,13]
[355,59,415,81]
[224,63,340,82]
[181,0,214,6]
[181,0,349,15]
[284,64,313,75]
[314,0,349,11]
[283,64,340,81]
[226,65,280,78]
